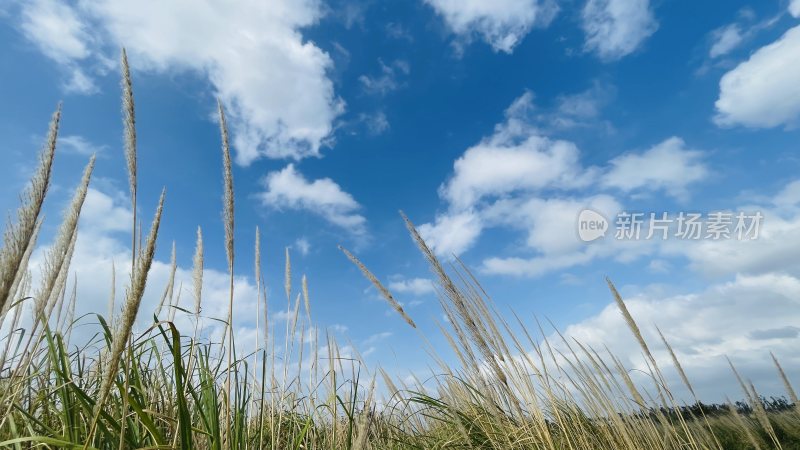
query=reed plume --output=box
[91,189,165,428]
[35,155,95,323]
[193,227,204,316]
[338,245,416,328]
[0,105,60,315]
[770,351,798,404]
[121,48,138,265]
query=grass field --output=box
[0,52,797,450]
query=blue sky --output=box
[1,0,800,402]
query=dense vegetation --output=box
[0,52,797,449]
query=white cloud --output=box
[715,25,800,128]
[388,277,435,296]
[418,211,483,257]
[19,0,98,94]
[20,0,92,63]
[419,93,706,267]
[581,0,658,61]
[424,0,558,53]
[601,137,708,199]
[17,0,344,163]
[59,135,106,156]
[790,0,800,18]
[440,92,592,210]
[258,164,366,236]
[359,59,409,96]
[709,24,743,58]
[559,273,800,402]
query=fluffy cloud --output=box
[581,0,658,60]
[17,0,343,163]
[19,0,98,93]
[601,137,708,199]
[440,92,592,210]
[424,0,558,53]
[418,211,483,256]
[388,277,435,296]
[258,164,366,236]
[418,92,706,267]
[715,25,800,128]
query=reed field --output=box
[0,52,798,450]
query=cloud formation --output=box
[715,25,800,129]
[581,0,658,60]
[258,164,366,236]
[424,0,558,53]
[18,0,344,163]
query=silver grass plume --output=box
[92,189,165,424]
[218,100,234,273]
[338,245,416,328]
[302,274,310,320]
[771,352,798,404]
[284,246,291,302]
[0,105,61,314]
[34,155,95,323]
[3,220,42,319]
[121,49,138,264]
[155,241,177,317]
[192,227,203,316]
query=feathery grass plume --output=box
[605,278,660,376]
[656,326,696,399]
[771,352,798,404]
[218,99,236,436]
[193,227,204,316]
[0,105,60,314]
[284,246,291,302]
[34,155,95,322]
[218,101,235,273]
[43,223,78,321]
[121,48,138,264]
[302,274,310,319]
[338,245,416,328]
[90,188,165,430]
[155,241,176,317]
[3,220,42,319]
[399,211,507,386]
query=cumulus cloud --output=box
[258,164,366,236]
[601,137,708,199]
[388,277,435,296]
[17,0,343,163]
[424,0,558,53]
[418,92,706,266]
[418,211,483,256]
[715,25,800,128]
[581,0,658,61]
